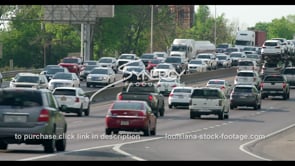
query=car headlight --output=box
[103,76,108,80]
[87,76,92,79]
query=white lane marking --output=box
[239,123,295,161]
[203,128,208,130]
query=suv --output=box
[281,67,295,86]
[260,74,290,100]
[260,62,285,79]
[237,60,259,72]
[234,70,261,89]
[261,40,284,60]
[58,56,83,76]
[9,73,48,89]
[0,88,67,153]
[189,87,230,120]
[230,85,261,110]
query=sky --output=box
[196,5,295,30]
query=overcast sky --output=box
[196,5,295,30]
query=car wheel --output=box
[253,103,258,110]
[44,138,56,153]
[159,106,165,117]
[258,103,261,109]
[86,83,90,88]
[84,104,90,116]
[113,130,119,135]
[190,111,195,119]
[105,129,112,135]
[218,111,224,120]
[168,104,172,109]
[283,93,288,100]
[230,105,235,110]
[55,135,66,152]
[151,121,157,136]
[224,114,229,119]
[0,141,8,150]
[143,124,151,136]
[77,105,83,117]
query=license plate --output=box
[120,121,129,126]
[61,96,67,101]
[270,91,277,93]
[4,115,27,123]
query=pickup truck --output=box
[117,82,165,117]
[260,74,290,100]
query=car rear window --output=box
[0,90,42,107]
[238,61,254,66]
[173,89,192,93]
[234,87,252,93]
[112,102,143,110]
[264,76,284,82]
[191,89,222,99]
[53,89,76,96]
[264,63,277,68]
[282,69,295,74]
[237,72,254,77]
[264,42,278,46]
[208,80,224,85]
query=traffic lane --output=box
[115,91,295,160]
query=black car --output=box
[164,56,187,74]
[122,67,148,83]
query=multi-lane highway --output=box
[1,69,295,161]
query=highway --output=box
[1,69,295,160]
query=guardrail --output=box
[1,69,43,79]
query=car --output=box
[246,53,261,65]
[83,60,99,66]
[0,72,2,87]
[86,67,116,87]
[153,51,168,61]
[0,88,67,153]
[79,65,99,81]
[9,73,48,89]
[58,56,83,76]
[151,63,177,79]
[189,87,230,120]
[260,62,285,79]
[53,87,90,117]
[41,67,70,82]
[195,53,217,70]
[234,70,261,89]
[105,100,157,136]
[261,40,284,56]
[157,77,183,96]
[187,59,208,73]
[237,60,259,72]
[168,86,193,109]
[281,67,295,86]
[164,56,187,74]
[229,52,247,66]
[260,74,290,100]
[216,53,232,68]
[98,57,117,73]
[224,47,241,55]
[116,53,138,71]
[216,43,232,53]
[122,61,145,72]
[48,72,80,91]
[41,65,63,75]
[140,53,158,67]
[230,84,262,110]
[271,38,288,54]
[206,79,232,96]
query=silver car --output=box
[168,86,193,108]
[0,88,67,153]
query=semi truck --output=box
[235,30,267,50]
[169,39,196,61]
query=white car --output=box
[48,72,80,91]
[151,63,177,79]
[168,86,193,109]
[9,73,48,89]
[153,51,168,61]
[157,77,183,96]
[187,59,208,73]
[216,54,232,68]
[261,40,284,55]
[53,87,90,117]
[98,57,117,73]
[116,53,138,71]
[206,79,232,96]
[86,67,116,87]
[237,60,259,72]
[234,70,261,89]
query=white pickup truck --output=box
[189,87,230,120]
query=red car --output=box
[58,57,83,76]
[105,100,157,136]
[146,59,162,73]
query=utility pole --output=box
[150,5,153,53]
[214,5,217,46]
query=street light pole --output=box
[151,5,153,53]
[214,5,217,46]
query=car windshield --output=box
[217,44,229,48]
[157,64,170,69]
[283,69,295,74]
[217,56,227,60]
[112,102,143,110]
[171,45,187,51]
[53,89,76,96]
[0,90,42,107]
[208,80,224,85]
[84,61,97,65]
[99,58,112,63]
[247,54,258,59]
[84,65,98,71]
[165,58,181,63]
[197,55,211,59]
[47,68,65,74]
[127,62,141,66]
[141,54,154,59]
[16,76,39,83]
[237,72,254,77]
[53,73,72,80]
[90,69,108,74]
[238,61,254,66]
[63,58,79,64]
[230,54,242,58]
[126,67,143,73]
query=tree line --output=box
[0,5,294,69]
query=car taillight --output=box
[137,111,146,117]
[118,93,123,100]
[106,110,112,117]
[260,82,264,88]
[148,95,153,101]
[283,82,287,88]
[75,97,80,102]
[220,86,225,90]
[169,93,174,97]
[171,84,177,88]
[262,46,266,48]
[275,46,280,49]
[157,84,161,87]
[38,109,50,122]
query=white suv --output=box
[234,70,261,89]
[262,40,284,55]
